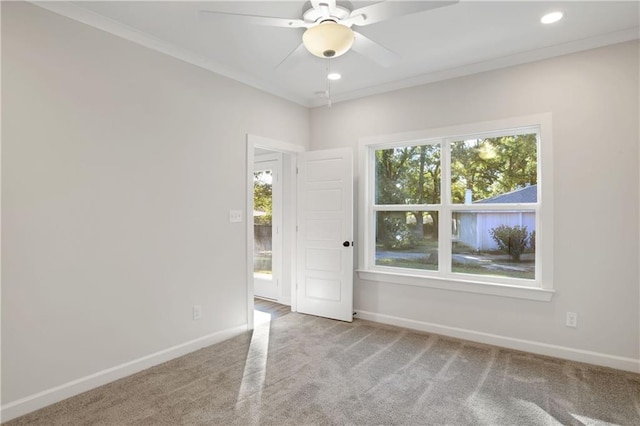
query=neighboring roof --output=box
[474,184,537,204]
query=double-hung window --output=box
[359,115,553,300]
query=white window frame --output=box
[357,114,554,301]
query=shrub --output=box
[529,230,536,252]
[489,225,529,261]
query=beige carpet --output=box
[5,305,640,425]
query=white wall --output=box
[1,1,308,411]
[311,41,640,368]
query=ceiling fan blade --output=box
[351,31,399,68]
[350,0,458,27]
[198,10,308,28]
[275,42,308,70]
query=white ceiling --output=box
[35,1,639,107]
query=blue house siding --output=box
[455,185,537,251]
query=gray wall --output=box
[2,2,309,405]
[310,41,639,363]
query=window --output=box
[359,115,553,300]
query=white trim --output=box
[277,297,292,307]
[288,155,299,313]
[246,138,255,330]
[254,152,283,163]
[251,135,306,155]
[0,325,247,422]
[358,270,554,301]
[355,310,640,374]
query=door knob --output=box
[343,241,350,247]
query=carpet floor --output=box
[5,301,640,425]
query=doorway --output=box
[246,135,304,329]
[253,152,282,300]
[246,136,354,328]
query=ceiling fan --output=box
[199,0,458,68]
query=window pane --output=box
[375,144,441,204]
[254,170,272,275]
[452,211,535,280]
[375,211,439,271]
[451,134,537,204]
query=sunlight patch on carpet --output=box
[235,310,272,423]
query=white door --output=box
[253,154,282,300]
[296,148,353,322]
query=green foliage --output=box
[253,171,272,225]
[375,145,440,243]
[489,225,529,262]
[375,144,441,204]
[377,214,418,250]
[450,134,537,203]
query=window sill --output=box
[356,270,555,301]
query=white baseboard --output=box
[355,310,640,374]
[277,297,292,306]
[1,325,248,422]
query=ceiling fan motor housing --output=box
[302,4,351,23]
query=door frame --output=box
[246,134,304,330]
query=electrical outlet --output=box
[566,312,577,328]
[193,305,202,321]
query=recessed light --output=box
[327,73,342,81]
[541,11,564,24]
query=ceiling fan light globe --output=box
[302,21,354,58]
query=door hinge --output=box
[296,167,299,174]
